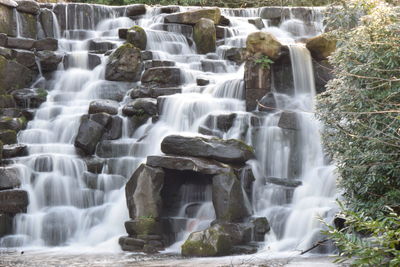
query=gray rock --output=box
[141,67,181,88]
[0,46,12,59]
[126,26,146,50]
[83,157,104,174]
[11,88,47,108]
[144,60,175,70]
[0,213,12,237]
[88,99,119,115]
[250,217,270,241]
[196,78,209,86]
[258,92,276,112]
[6,37,35,50]
[89,113,111,127]
[0,129,16,144]
[0,0,18,8]
[224,47,244,64]
[125,4,146,17]
[164,8,221,25]
[105,43,142,82]
[203,113,237,132]
[161,135,255,164]
[125,164,164,219]
[33,154,53,172]
[88,39,115,53]
[2,144,27,158]
[193,18,216,54]
[212,172,251,222]
[264,177,302,188]
[11,49,36,69]
[278,112,298,130]
[248,18,264,30]
[122,98,157,117]
[118,28,128,39]
[0,189,29,214]
[130,86,181,99]
[34,38,58,51]
[39,8,57,38]
[18,12,37,39]
[102,115,122,140]
[16,0,40,15]
[0,116,26,132]
[0,4,16,37]
[146,155,231,175]
[0,166,20,190]
[74,116,105,156]
[35,50,63,72]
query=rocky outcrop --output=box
[161,135,254,164]
[0,55,35,93]
[0,166,20,190]
[245,32,282,60]
[105,43,142,82]
[16,0,39,15]
[126,26,147,50]
[193,18,216,54]
[141,67,181,88]
[164,8,221,25]
[0,1,16,37]
[306,34,336,61]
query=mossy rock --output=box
[164,8,221,25]
[126,26,147,50]
[181,224,232,257]
[0,130,17,144]
[306,34,336,60]
[193,18,216,54]
[246,31,282,60]
[0,95,16,108]
[20,12,37,39]
[0,56,35,94]
[0,5,15,37]
[125,217,162,236]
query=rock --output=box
[164,8,221,25]
[0,189,28,214]
[0,4,16,37]
[161,135,255,164]
[203,113,237,133]
[19,12,37,39]
[0,46,12,59]
[258,92,276,112]
[201,59,226,73]
[248,18,264,30]
[146,155,231,175]
[278,112,298,130]
[0,166,20,190]
[130,87,181,99]
[144,60,175,70]
[244,58,271,111]
[105,43,142,82]
[124,218,163,237]
[122,98,157,117]
[0,95,16,108]
[224,47,244,65]
[102,115,122,140]
[0,107,21,117]
[237,165,255,197]
[0,0,18,8]
[88,39,115,53]
[119,236,145,251]
[0,116,26,132]
[89,113,111,127]
[125,164,164,219]
[11,49,36,69]
[306,34,336,61]
[219,15,230,26]
[245,32,282,60]
[126,25,147,50]
[251,217,270,241]
[0,129,16,144]
[6,37,35,50]
[141,67,181,88]
[39,8,57,38]
[16,0,39,15]
[313,59,333,94]
[35,50,63,72]
[88,100,119,115]
[83,157,104,174]
[74,116,105,156]
[196,78,209,86]
[160,5,179,14]
[2,144,28,158]
[125,4,146,17]
[0,213,12,237]
[193,18,216,54]
[181,224,232,257]
[212,172,251,222]
[264,177,302,188]
[11,88,47,108]
[34,38,58,51]
[141,50,152,61]
[118,28,128,39]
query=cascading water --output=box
[0,4,337,256]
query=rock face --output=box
[125,164,164,219]
[212,172,251,222]
[0,55,35,93]
[125,4,146,17]
[181,224,233,257]
[34,38,58,51]
[193,18,216,54]
[164,8,221,25]
[161,135,255,164]
[35,51,63,72]
[0,3,16,37]
[16,0,40,15]
[306,34,336,61]
[126,26,147,50]
[0,166,20,190]
[105,43,142,82]
[244,57,271,111]
[74,116,105,155]
[245,32,282,60]
[0,189,29,214]
[141,67,181,88]
[11,88,47,108]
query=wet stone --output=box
[2,144,28,158]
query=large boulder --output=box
[141,67,181,88]
[74,116,105,155]
[146,155,231,175]
[2,144,28,158]
[11,49,36,70]
[161,135,255,164]
[105,43,142,82]
[306,34,336,61]
[0,189,29,214]
[0,55,35,93]
[164,8,221,25]
[16,0,39,15]
[245,32,282,60]
[126,26,147,50]
[0,213,13,237]
[181,224,233,257]
[0,129,16,144]
[0,166,20,190]
[6,37,35,50]
[125,164,164,219]
[193,18,216,55]
[0,116,27,132]
[11,88,47,108]
[125,4,146,17]
[0,2,16,37]
[34,38,58,51]
[35,50,63,72]
[212,172,251,222]
[88,99,119,115]
[122,98,157,117]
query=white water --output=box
[0,4,337,256]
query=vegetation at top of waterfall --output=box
[318,0,400,265]
[69,0,336,7]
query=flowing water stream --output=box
[0,4,338,257]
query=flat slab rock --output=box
[146,155,231,175]
[160,135,255,164]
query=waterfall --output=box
[0,4,337,256]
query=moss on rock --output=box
[193,18,216,54]
[306,34,336,60]
[127,25,147,50]
[246,31,282,60]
